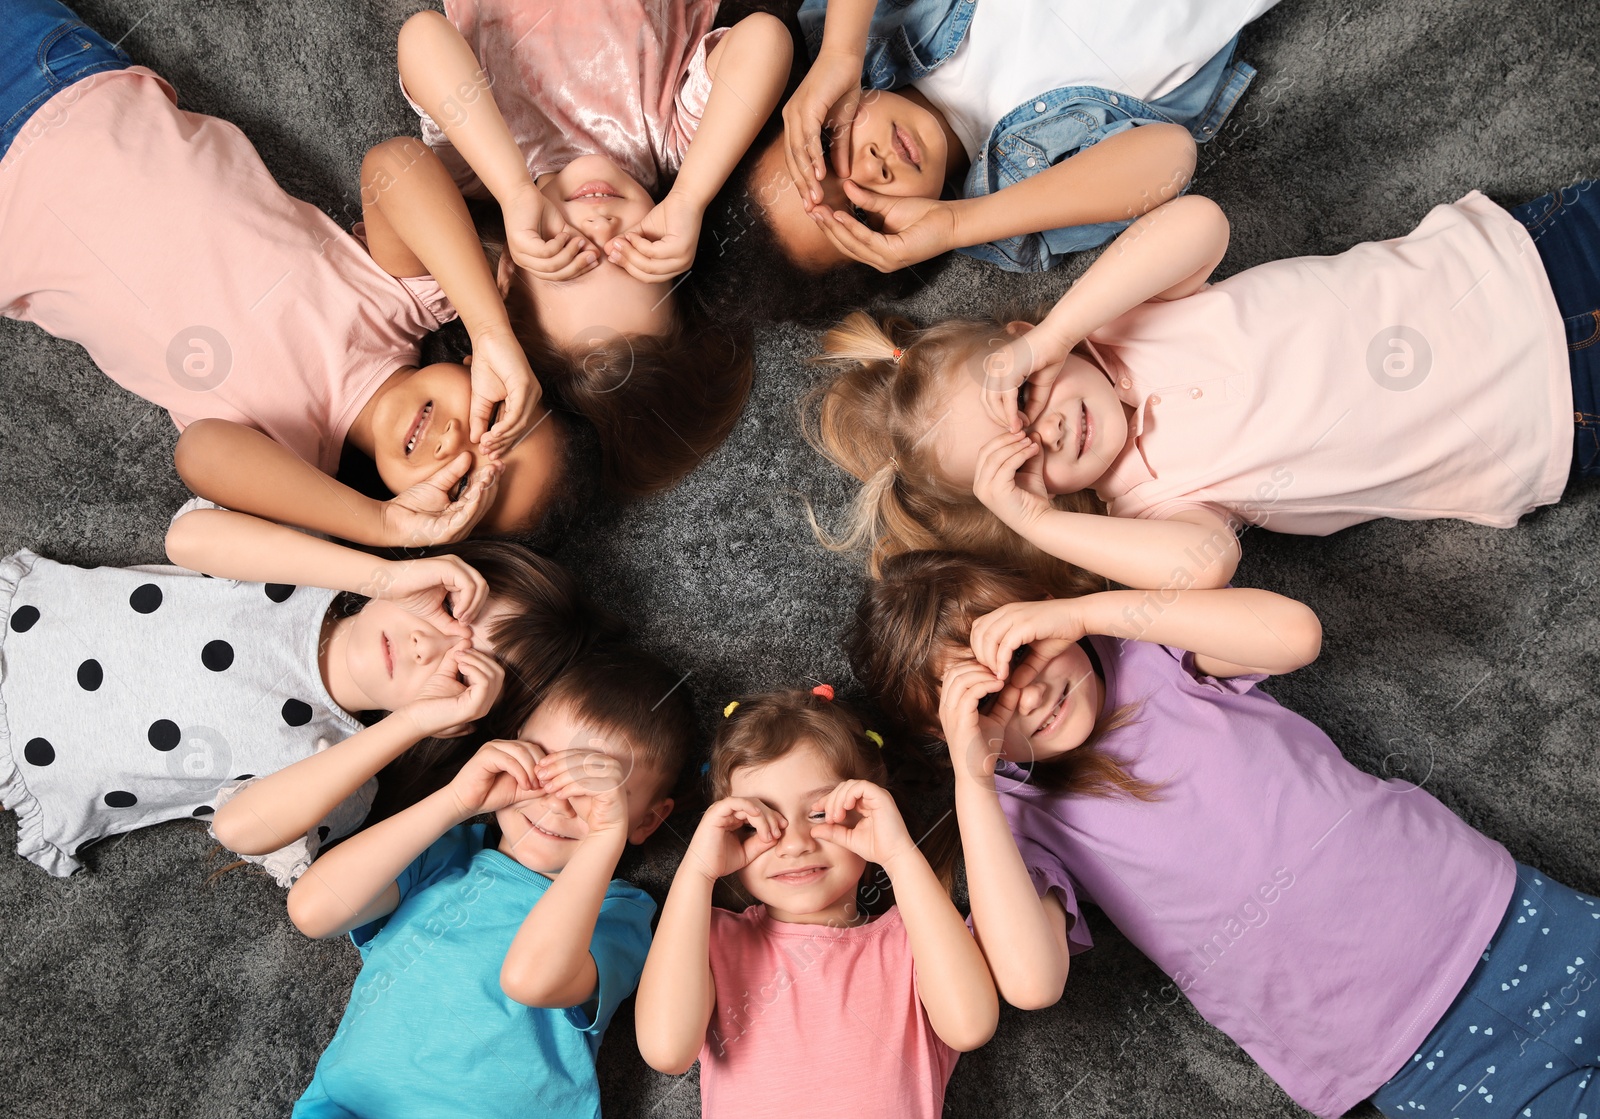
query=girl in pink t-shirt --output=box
[808,182,1597,595]
[634,687,998,1119]
[390,1,795,494]
[0,18,566,547]
[851,550,1600,1119]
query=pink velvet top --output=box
[408,0,727,198]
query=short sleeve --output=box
[1163,644,1268,695]
[349,823,485,949]
[348,222,460,329]
[1010,828,1094,955]
[564,884,657,1035]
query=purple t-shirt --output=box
[996,636,1515,1118]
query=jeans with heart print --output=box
[1371,864,1600,1117]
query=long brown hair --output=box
[710,689,956,903]
[848,550,1158,801]
[475,217,755,497]
[805,311,1109,598]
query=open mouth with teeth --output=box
[1034,683,1071,739]
[523,811,576,841]
[567,179,622,202]
[1077,405,1091,459]
[404,401,432,457]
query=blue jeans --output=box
[1511,182,1600,478]
[1371,865,1600,1117]
[0,0,130,159]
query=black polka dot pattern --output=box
[201,640,234,672]
[147,720,181,751]
[23,738,54,766]
[264,583,295,603]
[192,805,213,817]
[104,791,137,808]
[9,605,39,632]
[129,584,163,613]
[77,659,103,691]
[281,699,313,727]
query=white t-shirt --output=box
[918,0,1283,159]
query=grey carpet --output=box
[2,0,1598,1116]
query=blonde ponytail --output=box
[803,310,1112,598]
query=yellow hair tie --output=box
[722,701,740,718]
[864,730,884,748]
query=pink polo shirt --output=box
[0,68,455,475]
[409,0,726,198]
[1084,192,1572,533]
[700,904,959,1119]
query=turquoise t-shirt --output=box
[292,824,656,1119]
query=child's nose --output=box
[579,212,622,241]
[433,417,466,459]
[1018,677,1052,714]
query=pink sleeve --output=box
[348,221,459,330]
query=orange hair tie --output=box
[890,348,904,363]
[811,684,835,701]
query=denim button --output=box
[1109,94,1120,106]
[1034,101,1047,113]
[1026,157,1037,168]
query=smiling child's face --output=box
[728,741,867,924]
[933,342,1130,497]
[529,154,674,344]
[756,89,951,271]
[942,640,1105,764]
[493,701,673,875]
[366,362,564,534]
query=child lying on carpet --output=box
[287,647,693,1119]
[853,550,1600,1119]
[809,180,1597,596]
[634,686,998,1118]
[0,501,597,881]
[0,0,562,546]
[391,0,791,493]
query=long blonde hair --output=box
[804,311,1108,598]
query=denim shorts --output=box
[0,0,131,159]
[1371,864,1600,1118]
[1510,182,1600,479]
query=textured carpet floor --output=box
[2,0,1598,1116]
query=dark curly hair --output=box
[687,127,943,328]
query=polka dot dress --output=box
[0,550,363,876]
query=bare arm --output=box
[173,420,389,544]
[1014,504,1241,591]
[952,123,1197,250]
[811,782,997,1052]
[881,841,999,1051]
[605,15,794,280]
[634,865,718,1074]
[212,647,501,856]
[637,796,785,1074]
[939,662,1071,1008]
[496,749,640,1008]
[286,784,464,939]
[970,587,1324,685]
[286,739,540,938]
